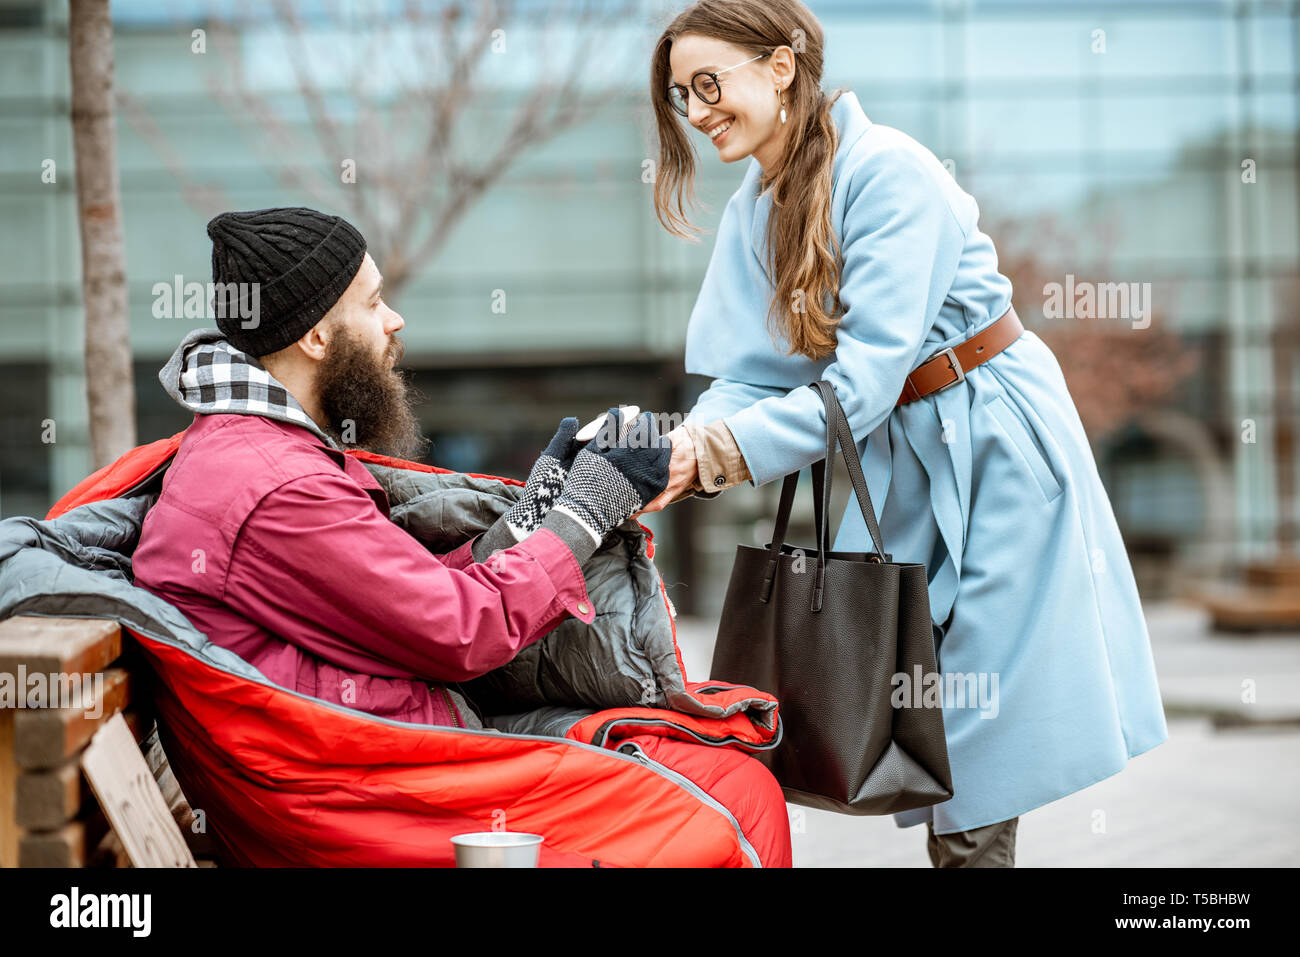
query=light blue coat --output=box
[681,91,1168,834]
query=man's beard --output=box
[316,328,429,461]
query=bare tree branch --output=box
[118,90,234,213]
[131,0,644,299]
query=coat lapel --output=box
[744,161,773,285]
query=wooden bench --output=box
[0,615,216,867]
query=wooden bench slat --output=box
[0,616,121,675]
[20,822,89,868]
[18,808,113,868]
[81,712,197,867]
[15,759,85,830]
[1202,586,1300,631]
[13,668,135,770]
[1,614,209,868]
[10,709,150,831]
[0,709,15,867]
[1244,558,1300,588]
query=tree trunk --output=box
[68,0,135,469]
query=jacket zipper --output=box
[438,685,464,727]
[593,716,783,752]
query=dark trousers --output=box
[922,614,1018,867]
[926,816,1018,867]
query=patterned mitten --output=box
[540,409,672,566]
[472,417,583,562]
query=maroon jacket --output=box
[132,412,598,727]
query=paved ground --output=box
[671,599,1300,867]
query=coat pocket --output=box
[982,394,1063,504]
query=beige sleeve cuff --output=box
[667,483,699,505]
[683,419,751,494]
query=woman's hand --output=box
[633,425,697,517]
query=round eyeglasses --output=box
[666,52,770,118]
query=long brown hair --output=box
[651,0,843,361]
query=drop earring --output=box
[779,89,787,124]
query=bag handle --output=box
[816,380,889,561]
[760,379,889,610]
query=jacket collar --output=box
[158,327,388,501]
[159,326,342,451]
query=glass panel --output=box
[1248,14,1294,76]
[1092,94,1239,163]
[1080,167,1226,264]
[966,94,1088,157]
[849,94,945,150]
[966,16,1100,79]
[0,364,52,521]
[959,167,1096,220]
[1258,163,1300,262]
[1087,16,1237,78]
[821,18,943,83]
[1248,91,1299,132]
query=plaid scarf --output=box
[160,327,340,449]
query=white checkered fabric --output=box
[175,336,338,448]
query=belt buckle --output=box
[924,346,965,394]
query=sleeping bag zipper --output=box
[616,740,761,867]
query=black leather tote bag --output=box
[709,380,954,815]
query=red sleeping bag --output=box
[46,432,789,867]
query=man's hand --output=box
[633,425,697,518]
[541,409,672,565]
[472,417,583,562]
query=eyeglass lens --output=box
[668,73,722,115]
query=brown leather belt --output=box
[896,305,1023,406]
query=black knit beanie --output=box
[206,207,368,357]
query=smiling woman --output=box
[644,0,1168,870]
[650,0,843,364]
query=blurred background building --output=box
[2,0,1297,620]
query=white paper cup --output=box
[450,831,544,867]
